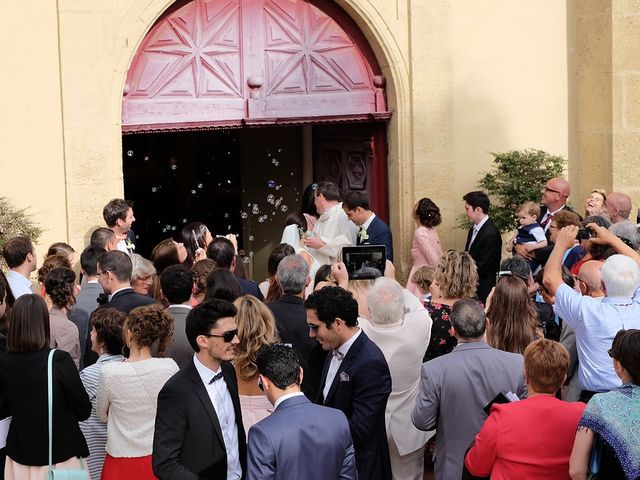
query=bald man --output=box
[605,192,632,224]
[576,260,604,298]
[515,177,580,265]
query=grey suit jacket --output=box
[411,341,526,480]
[69,281,103,369]
[166,305,194,369]
[247,395,356,480]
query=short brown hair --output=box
[2,236,34,269]
[552,210,581,229]
[7,294,50,352]
[125,304,173,357]
[411,266,435,292]
[517,201,540,218]
[98,250,133,282]
[90,308,125,355]
[314,182,341,201]
[103,198,133,228]
[524,339,569,394]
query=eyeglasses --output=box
[203,329,238,343]
[137,275,153,283]
[542,186,562,195]
[97,269,114,276]
[307,323,320,333]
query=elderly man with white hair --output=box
[543,222,640,403]
[359,277,432,480]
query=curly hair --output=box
[125,304,174,357]
[304,286,358,327]
[38,254,71,285]
[44,267,76,310]
[232,296,280,381]
[90,307,125,355]
[486,276,540,354]
[434,250,478,299]
[414,198,442,228]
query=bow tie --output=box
[333,350,344,361]
[97,293,108,306]
[209,371,224,384]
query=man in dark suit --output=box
[69,245,105,368]
[268,254,326,399]
[207,237,263,300]
[153,300,246,479]
[247,344,357,480]
[97,250,156,314]
[343,191,393,261]
[514,177,577,266]
[102,198,136,255]
[305,286,392,480]
[463,191,502,303]
[160,264,194,369]
[412,299,526,480]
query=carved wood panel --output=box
[123,0,386,131]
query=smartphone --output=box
[342,245,386,280]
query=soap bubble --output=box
[241,212,248,219]
[238,249,246,256]
[275,184,282,190]
[258,216,265,223]
[277,148,282,153]
[144,156,149,161]
[249,236,254,241]
[252,204,260,215]
[227,180,231,184]
[281,205,288,212]
[127,150,134,157]
[272,159,279,166]
[227,225,232,231]
[197,183,203,189]
[267,194,275,204]
[267,180,276,188]
[171,164,177,170]
[191,189,196,194]
[223,212,231,219]
[151,187,157,193]
[171,226,177,231]
[275,197,282,207]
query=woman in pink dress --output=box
[406,198,443,297]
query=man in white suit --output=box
[360,277,433,480]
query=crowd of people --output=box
[0,179,638,480]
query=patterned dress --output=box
[423,302,458,362]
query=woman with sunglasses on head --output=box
[180,222,213,269]
[232,296,280,430]
[569,329,640,480]
[97,303,177,479]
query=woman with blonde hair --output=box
[486,275,541,354]
[232,295,279,430]
[97,304,178,479]
[423,250,478,362]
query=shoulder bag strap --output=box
[47,348,56,476]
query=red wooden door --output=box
[122,0,389,132]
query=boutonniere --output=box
[358,229,369,241]
[125,238,135,252]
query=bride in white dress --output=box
[280,212,321,297]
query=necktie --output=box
[470,227,479,246]
[333,349,344,361]
[540,212,551,227]
[209,371,224,384]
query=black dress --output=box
[423,301,458,362]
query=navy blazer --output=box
[318,331,392,480]
[465,218,502,303]
[357,216,394,261]
[237,278,264,301]
[153,360,247,480]
[101,287,156,314]
[247,395,357,479]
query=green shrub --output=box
[458,149,566,233]
[0,197,43,269]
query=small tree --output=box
[0,197,43,269]
[458,149,566,233]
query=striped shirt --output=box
[79,354,124,480]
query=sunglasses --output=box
[203,329,238,343]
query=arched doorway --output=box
[122,0,390,278]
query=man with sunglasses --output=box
[153,300,246,480]
[246,344,357,479]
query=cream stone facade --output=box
[2,0,633,281]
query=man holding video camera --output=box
[343,191,393,261]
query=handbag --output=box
[47,349,89,480]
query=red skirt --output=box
[102,453,156,480]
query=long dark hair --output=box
[7,295,50,352]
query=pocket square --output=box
[339,372,350,382]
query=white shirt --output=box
[5,270,33,298]
[469,215,489,247]
[322,329,362,401]
[554,283,640,391]
[273,391,305,410]
[108,286,132,301]
[540,204,566,231]
[193,354,242,480]
[361,213,376,231]
[311,203,357,264]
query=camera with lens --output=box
[576,227,594,241]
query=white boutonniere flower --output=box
[126,238,136,252]
[358,229,369,241]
